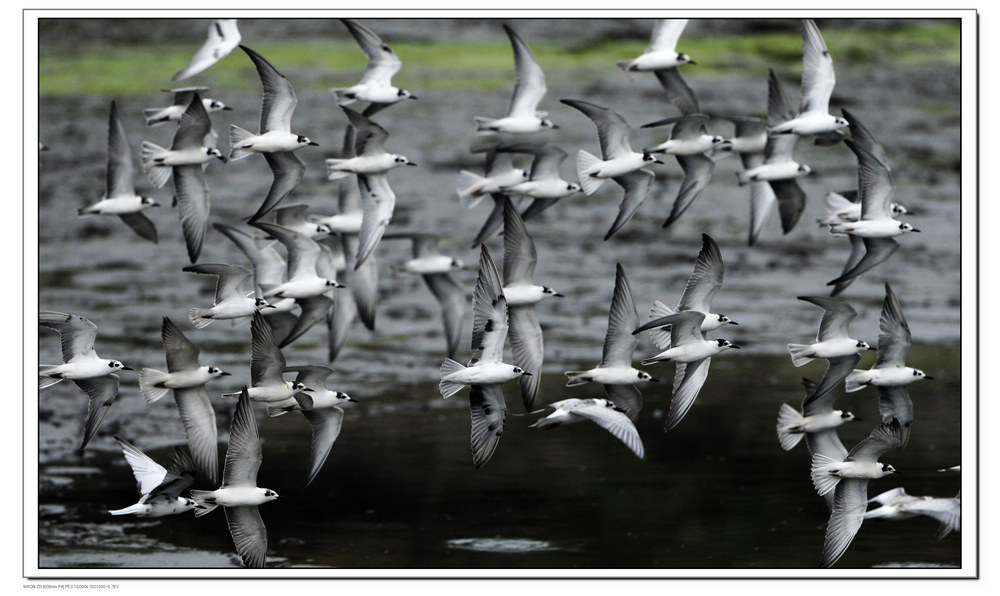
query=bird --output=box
[817,190,908,227]
[560,98,663,240]
[142,86,232,127]
[212,222,300,341]
[787,295,874,402]
[221,311,311,403]
[827,114,920,291]
[273,204,332,240]
[77,101,160,244]
[616,19,699,116]
[326,108,414,269]
[845,282,932,446]
[184,263,275,329]
[778,379,858,512]
[473,24,557,137]
[713,115,773,245]
[736,70,812,236]
[530,398,645,460]
[330,19,417,112]
[229,45,318,159]
[641,114,729,228]
[633,233,737,351]
[172,19,241,81]
[636,311,739,432]
[811,419,904,568]
[138,317,230,485]
[438,245,531,468]
[456,150,528,209]
[39,311,132,449]
[863,487,961,540]
[251,221,344,300]
[229,46,316,222]
[108,436,201,518]
[383,232,467,360]
[325,106,416,181]
[767,19,849,140]
[144,93,226,263]
[501,197,562,410]
[776,384,859,453]
[617,19,695,74]
[266,365,357,489]
[190,388,279,568]
[500,144,583,221]
[141,91,227,189]
[564,263,659,423]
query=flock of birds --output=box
[37,18,960,570]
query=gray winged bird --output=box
[501,197,563,410]
[190,388,279,568]
[77,101,159,244]
[438,245,531,468]
[561,98,662,240]
[827,112,919,292]
[736,71,812,237]
[767,19,849,141]
[138,317,230,485]
[637,311,740,432]
[789,296,874,403]
[108,437,200,517]
[641,113,729,229]
[635,233,737,351]
[326,107,415,269]
[564,263,659,423]
[331,19,417,114]
[845,282,933,447]
[811,420,903,568]
[776,378,857,510]
[229,46,317,222]
[474,24,557,137]
[144,93,224,262]
[267,365,357,489]
[143,86,232,128]
[172,19,241,81]
[39,311,132,450]
[383,231,467,360]
[617,20,699,116]
[530,398,645,460]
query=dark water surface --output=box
[31,16,969,575]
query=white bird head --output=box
[900,222,920,233]
[141,196,160,207]
[296,134,319,147]
[716,339,740,350]
[109,360,133,371]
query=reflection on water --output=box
[446,538,558,553]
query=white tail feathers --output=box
[108,504,145,516]
[563,371,591,387]
[844,370,867,393]
[38,369,63,389]
[138,368,172,403]
[786,344,815,367]
[775,403,806,451]
[810,453,842,497]
[267,404,295,418]
[140,141,173,188]
[189,308,213,329]
[142,108,171,127]
[438,359,467,398]
[456,170,487,208]
[576,150,605,196]
[330,89,357,106]
[228,125,255,161]
[325,166,352,181]
[188,490,218,517]
[473,116,498,134]
[648,300,675,350]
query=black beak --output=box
[220,371,232,376]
